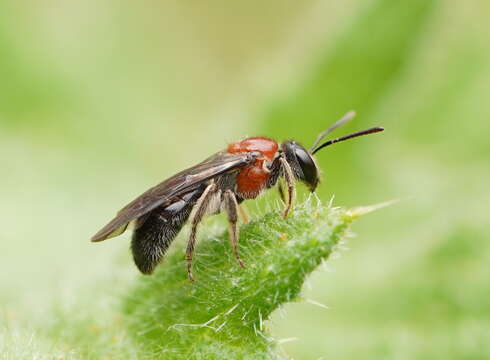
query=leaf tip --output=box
[346,198,399,219]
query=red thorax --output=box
[227,137,279,199]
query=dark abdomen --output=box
[131,185,205,274]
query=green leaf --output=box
[123,199,359,359]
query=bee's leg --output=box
[279,157,296,218]
[266,156,286,203]
[238,204,250,224]
[277,179,286,203]
[186,183,217,281]
[224,190,245,268]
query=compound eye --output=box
[294,146,319,191]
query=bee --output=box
[91,112,383,280]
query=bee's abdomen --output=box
[131,185,205,274]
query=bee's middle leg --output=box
[224,189,245,268]
[238,204,250,224]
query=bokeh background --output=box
[1,1,489,359]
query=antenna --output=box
[310,111,356,152]
[311,127,384,155]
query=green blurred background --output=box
[1,0,489,359]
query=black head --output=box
[282,141,320,192]
[282,111,384,192]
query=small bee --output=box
[91,112,383,280]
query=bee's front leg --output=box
[279,157,296,218]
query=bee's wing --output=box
[91,151,256,242]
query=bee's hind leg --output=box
[186,183,218,281]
